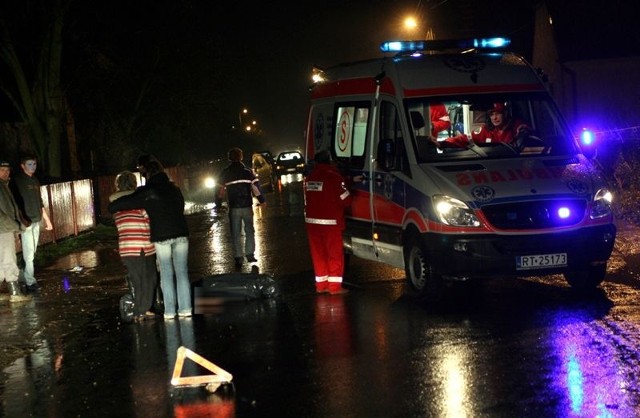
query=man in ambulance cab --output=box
[437,102,529,148]
[304,150,352,295]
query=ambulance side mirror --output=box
[377,138,396,172]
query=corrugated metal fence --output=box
[24,166,189,249]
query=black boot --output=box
[9,281,32,303]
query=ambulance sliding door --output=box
[370,100,408,267]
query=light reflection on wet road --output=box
[2,178,640,416]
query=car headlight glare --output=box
[433,195,480,227]
[204,177,216,189]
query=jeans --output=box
[229,206,255,258]
[20,222,41,285]
[154,237,191,316]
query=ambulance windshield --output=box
[406,93,579,162]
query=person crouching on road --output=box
[0,159,31,302]
[109,171,158,322]
[218,147,266,268]
[303,150,352,295]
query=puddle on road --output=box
[45,248,120,271]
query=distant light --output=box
[580,128,594,146]
[404,16,418,30]
[204,177,215,189]
[558,207,571,219]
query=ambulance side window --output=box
[377,101,409,174]
[332,103,368,170]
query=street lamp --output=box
[403,15,435,40]
[238,108,248,125]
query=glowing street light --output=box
[403,15,435,40]
[404,16,418,31]
[238,108,248,125]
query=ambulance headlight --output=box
[433,195,481,227]
[590,188,613,219]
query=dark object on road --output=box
[193,272,280,312]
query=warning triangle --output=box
[171,346,233,391]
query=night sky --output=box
[5,0,632,167]
[63,0,541,155]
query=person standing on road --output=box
[0,159,31,302]
[9,154,53,292]
[109,171,158,322]
[108,159,192,320]
[217,147,266,269]
[303,150,352,295]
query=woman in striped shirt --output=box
[110,171,158,322]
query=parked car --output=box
[251,152,275,192]
[256,150,275,166]
[274,151,305,177]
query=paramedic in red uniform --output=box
[436,102,528,148]
[304,150,352,295]
[430,103,451,136]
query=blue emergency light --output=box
[380,37,511,53]
[580,128,594,146]
[557,207,571,219]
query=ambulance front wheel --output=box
[563,264,607,291]
[403,232,441,299]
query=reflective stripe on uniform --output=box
[305,217,337,225]
[225,179,253,186]
[340,190,350,200]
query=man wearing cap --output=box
[303,150,352,295]
[10,154,53,292]
[0,160,31,302]
[436,102,529,148]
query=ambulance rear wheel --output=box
[564,264,607,291]
[404,233,440,299]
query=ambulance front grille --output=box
[481,199,587,230]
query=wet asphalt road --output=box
[2,178,640,417]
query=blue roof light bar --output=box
[380,37,511,53]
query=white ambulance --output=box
[305,38,616,298]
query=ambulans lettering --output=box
[306,181,323,192]
[455,167,565,186]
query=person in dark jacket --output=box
[10,154,53,292]
[218,147,266,268]
[108,160,192,319]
